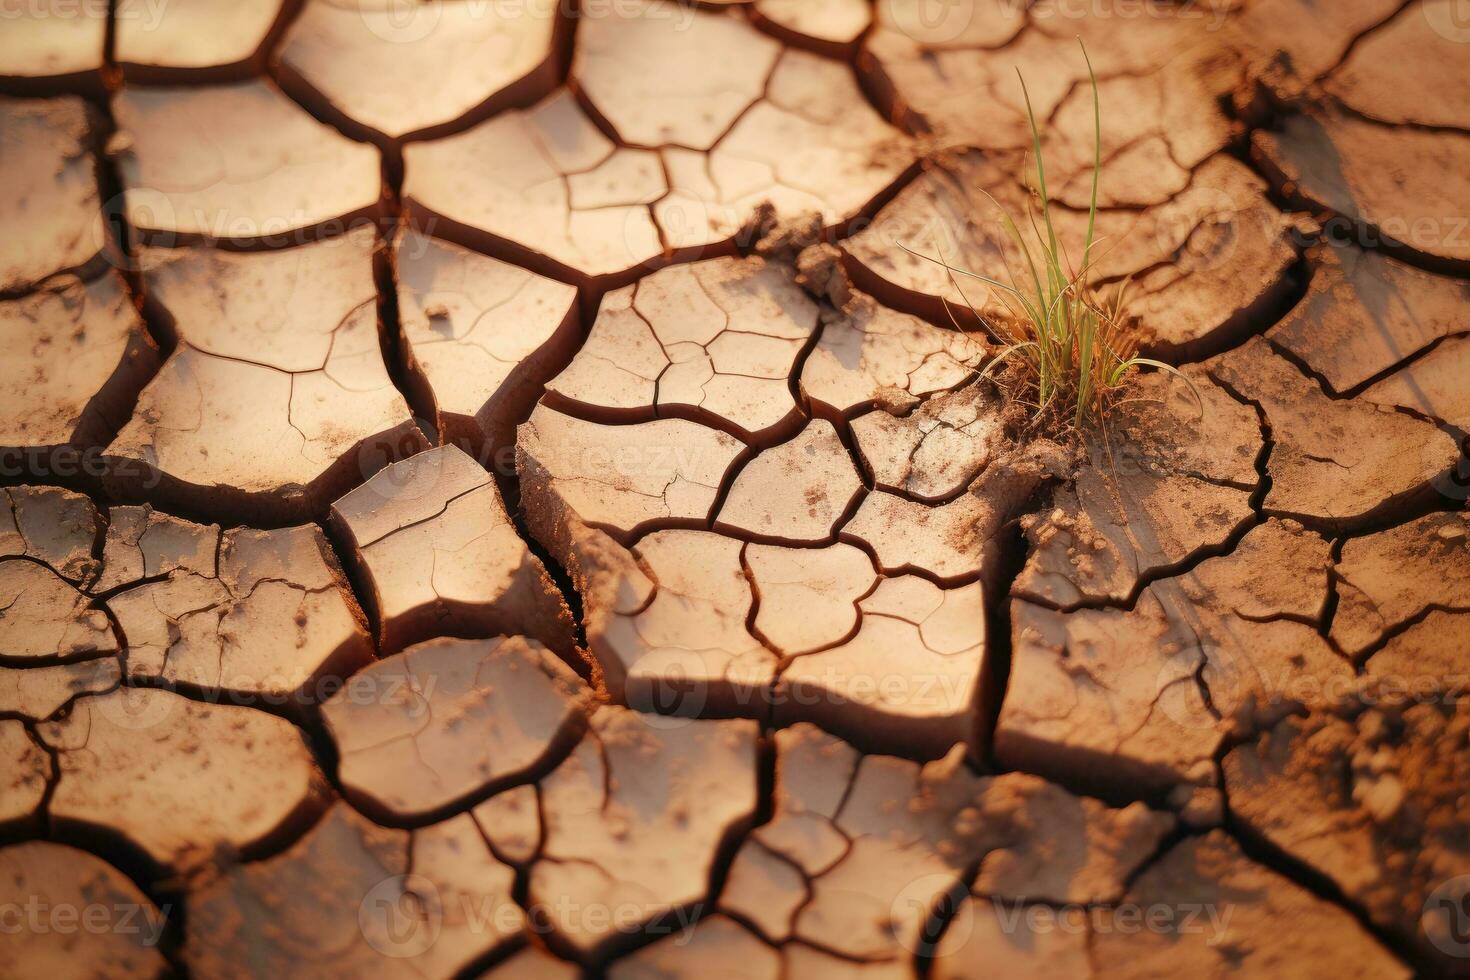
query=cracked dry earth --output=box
[2,0,1468,977]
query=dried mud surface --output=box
[1,1,1467,977]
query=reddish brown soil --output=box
[1,1,1467,977]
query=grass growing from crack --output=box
[903,42,1199,433]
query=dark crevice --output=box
[371,231,438,448]
[1224,818,1425,975]
[978,515,1029,767]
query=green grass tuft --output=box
[902,40,1201,433]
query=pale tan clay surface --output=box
[116,0,286,76]
[0,842,170,978]
[277,0,558,141]
[108,517,374,710]
[106,229,425,522]
[1,2,1465,976]
[0,97,107,293]
[187,803,523,978]
[323,636,591,822]
[112,80,382,244]
[395,228,580,451]
[38,687,327,877]
[0,2,107,85]
[0,272,158,460]
[330,445,573,655]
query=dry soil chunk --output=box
[278,0,558,141]
[575,0,781,150]
[1366,610,1470,698]
[863,7,1231,200]
[1323,0,1470,130]
[717,419,865,543]
[91,502,218,593]
[1000,519,1352,798]
[800,295,980,415]
[593,529,775,717]
[1,272,158,460]
[1268,243,1468,395]
[528,708,759,961]
[38,688,326,876]
[187,803,521,978]
[1015,371,1260,607]
[518,405,744,541]
[843,459,1043,586]
[110,521,373,708]
[1,485,101,582]
[755,0,870,54]
[1254,107,1470,268]
[547,256,816,439]
[1226,700,1470,973]
[0,720,49,833]
[719,844,808,944]
[0,1,106,85]
[1092,831,1409,978]
[0,97,106,293]
[852,384,1007,503]
[116,0,285,76]
[740,725,1172,962]
[404,90,666,290]
[0,561,115,662]
[472,783,541,867]
[1331,512,1470,659]
[330,445,573,655]
[1227,0,1402,100]
[608,916,782,980]
[1041,55,1236,210]
[1365,335,1470,431]
[0,657,120,720]
[325,636,590,822]
[775,576,990,758]
[746,540,875,656]
[112,80,382,245]
[1208,337,1458,530]
[395,228,579,451]
[106,230,424,522]
[657,49,912,253]
[0,842,170,979]
[0,509,112,655]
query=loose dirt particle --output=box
[1225,698,1470,975]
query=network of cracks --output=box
[2,0,1468,977]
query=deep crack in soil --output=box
[2,0,1467,977]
